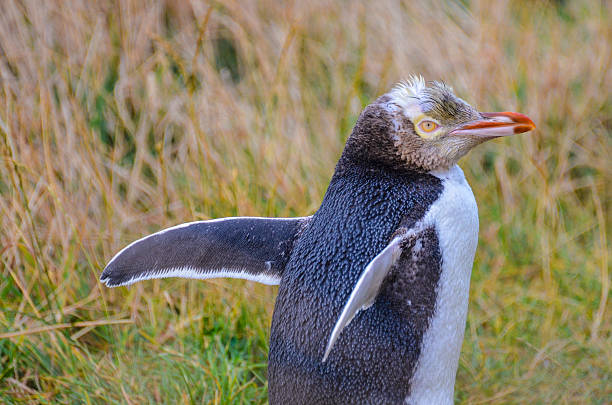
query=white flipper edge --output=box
[100,216,309,288]
[323,236,403,362]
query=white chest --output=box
[406,165,479,405]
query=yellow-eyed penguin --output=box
[100,76,535,404]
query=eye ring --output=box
[418,120,439,133]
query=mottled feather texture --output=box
[268,163,445,404]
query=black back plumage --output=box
[269,158,443,404]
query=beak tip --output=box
[477,111,536,135]
[513,123,536,134]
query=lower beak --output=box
[450,112,536,138]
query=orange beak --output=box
[450,112,536,138]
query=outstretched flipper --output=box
[100,217,309,287]
[323,228,421,362]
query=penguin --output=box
[100,76,535,404]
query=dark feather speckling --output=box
[268,159,443,404]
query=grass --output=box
[0,0,610,403]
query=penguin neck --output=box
[336,101,413,174]
[333,141,435,187]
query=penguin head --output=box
[342,75,535,172]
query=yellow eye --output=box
[419,120,439,133]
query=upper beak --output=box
[450,111,536,138]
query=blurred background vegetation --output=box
[0,0,610,403]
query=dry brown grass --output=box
[0,0,610,403]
